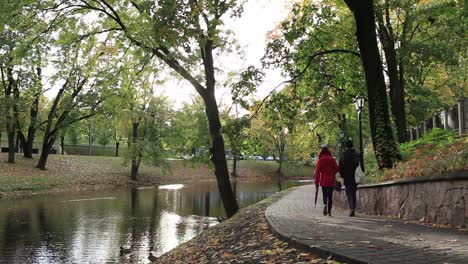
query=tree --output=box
[1,0,52,160]
[374,0,407,142]
[65,0,243,216]
[95,117,113,147]
[128,95,172,180]
[263,1,372,165]
[374,0,464,142]
[168,98,211,159]
[36,33,110,169]
[222,110,250,178]
[101,91,128,157]
[261,92,299,174]
[0,61,17,163]
[343,0,400,169]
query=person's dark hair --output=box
[319,147,332,158]
[346,140,353,149]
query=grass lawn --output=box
[0,154,313,198]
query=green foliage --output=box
[365,136,467,183]
[222,113,251,159]
[399,128,455,158]
[167,98,211,159]
[96,125,113,147]
[399,0,467,125]
[363,129,462,183]
[230,66,264,109]
[262,1,370,162]
[125,95,174,171]
[261,0,464,170]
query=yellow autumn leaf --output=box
[262,249,277,255]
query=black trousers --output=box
[345,184,357,210]
[322,187,334,213]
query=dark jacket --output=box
[339,149,360,186]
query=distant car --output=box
[253,155,264,161]
[265,156,275,161]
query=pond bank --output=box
[152,188,340,264]
[0,154,313,199]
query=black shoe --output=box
[323,206,327,216]
[328,212,332,216]
[349,210,355,217]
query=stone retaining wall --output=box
[334,171,468,227]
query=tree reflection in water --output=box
[0,180,310,263]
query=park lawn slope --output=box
[364,129,467,183]
[0,154,313,198]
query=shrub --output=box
[362,129,464,183]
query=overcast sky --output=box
[155,0,292,108]
[42,0,292,109]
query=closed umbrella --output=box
[314,184,319,206]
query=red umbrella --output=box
[314,184,319,206]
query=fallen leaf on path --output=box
[222,252,233,258]
[262,249,276,255]
[297,253,318,260]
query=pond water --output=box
[0,180,312,264]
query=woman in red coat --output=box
[314,146,340,216]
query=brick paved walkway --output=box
[265,185,468,264]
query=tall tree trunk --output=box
[23,128,35,158]
[276,131,286,175]
[278,160,283,175]
[131,122,139,181]
[115,141,120,157]
[15,134,20,152]
[232,156,237,178]
[344,0,399,169]
[202,92,239,217]
[36,79,66,170]
[3,67,16,163]
[88,119,93,156]
[376,3,407,143]
[60,135,65,155]
[24,67,41,158]
[37,136,55,170]
[17,132,26,153]
[7,129,15,163]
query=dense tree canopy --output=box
[0,0,465,217]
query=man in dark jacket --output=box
[339,140,360,217]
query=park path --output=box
[265,185,468,264]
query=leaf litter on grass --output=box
[152,191,341,264]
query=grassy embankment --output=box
[364,128,468,183]
[0,154,313,198]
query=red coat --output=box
[314,154,340,187]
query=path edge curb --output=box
[265,188,369,264]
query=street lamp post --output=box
[354,96,365,172]
[338,130,344,155]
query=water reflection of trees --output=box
[0,181,307,263]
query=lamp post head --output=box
[339,130,344,139]
[354,96,365,112]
